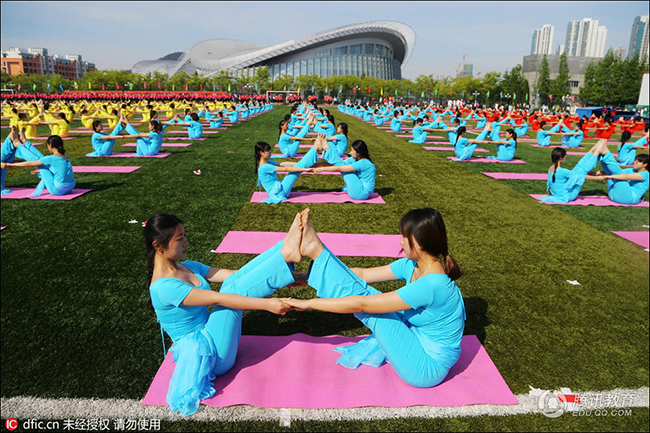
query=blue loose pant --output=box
[323,148,371,200]
[1,137,44,192]
[308,248,453,387]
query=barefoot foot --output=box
[299,209,325,260]
[280,213,303,263]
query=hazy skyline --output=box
[1,1,648,80]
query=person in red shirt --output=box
[592,119,617,139]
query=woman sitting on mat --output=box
[287,207,466,388]
[36,111,71,138]
[277,119,315,158]
[540,140,609,203]
[312,134,376,201]
[462,126,517,161]
[145,212,299,416]
[321,122,349,156]
[593,152,649,205]
[86,117,127,157]
[116,119,164,156]
[170,113,203,139]
[1,127,45,194]
[2,134,75,197]
[536,122,552,147]
[255,140,322,204]
[453,126,490,160]
[617,129,649,166]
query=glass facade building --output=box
[133,21,415,81]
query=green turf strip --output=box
[1,110,648,432]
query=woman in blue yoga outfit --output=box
[255,140,321,204]
[322,123,349,156]
[313,135,376,201]
[536,121,552,147]
[617,129,649,166]
[539,140,609,203]
[287,207,466,388]
[86,118,127,157]
[2,134,75,197]
[1,127,44,194]
[514,117,529,137]
[595,151,649,205]
[464,127,518,161]
[453,126,490,160]
[277,119,315,158]
[145,212,300,416]
[119,120,164,156]
[207,112,224,129]
[171,113,203,139]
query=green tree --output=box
[550,52,570,104]
[536,55,552,106]
[579,61,599,105]
[253,67,271,93]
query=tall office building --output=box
[565,18,608,58]
[531,24,554,55]
[627,15,649,60]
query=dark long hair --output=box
[505,128,517,146]
[620,130,631,145]
[46,135,66,155]
[351,140,371,162]
[254,141,272,173]
[399,208,462,281]
[337,122,348,136]
[92,120,103,132]
[551,147,567,183]
[143,213,183,310]
[278,119,288,141]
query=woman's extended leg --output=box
[203,214,302,375]
[301,211,450,387]
[279,146,319,195]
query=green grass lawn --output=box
[1,108,648,431]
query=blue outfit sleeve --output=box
[389,258,415,281]
[396,279,435,310]
[155,279,193,308]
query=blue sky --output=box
[1,1,648,80]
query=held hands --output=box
[267,297,312,315]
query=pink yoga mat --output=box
[611,231,650,249]
[275,144,311,149]
[448,157,527,164]
[141,334,517,409]
[277,171,339,175]
[1,187,92,200]
[122,142,191,147]
[161,137,205,141]
[33,136,74,140]
[87,152,171,158]
[251,191,385,204]
[68,130,94,133]
[423,146,488,152]
[482,172,547,180]
[530,194,649,207]
[214,231,405,257]
[271,154,305,159]
[31,166,140,173]
[529,144,586,150]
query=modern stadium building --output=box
[132,21,415,81]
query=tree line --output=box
[1,51,646,108]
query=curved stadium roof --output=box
[133,21,416,77]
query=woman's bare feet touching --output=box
[280,213,304,263]
[299,208,325,260]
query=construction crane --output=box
[448,53,469,78]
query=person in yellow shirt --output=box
[80,109,100,129]
[17,113,41,140]
[36,113,71,138]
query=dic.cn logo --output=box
[539,388,582,418]
[5,418,18,431]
